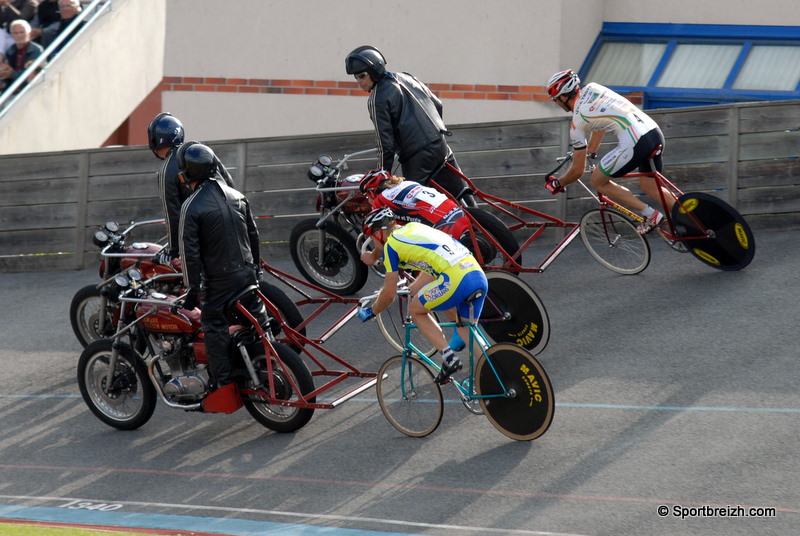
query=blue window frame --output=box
[579,23,800,109]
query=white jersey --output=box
[569,82,659,151]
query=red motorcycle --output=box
[289,149,521,295]
[70,219,304,349]
[77,267,316,432]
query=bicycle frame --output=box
[429,163,582,274]
[574,164,715,244]
[399,319,514,405]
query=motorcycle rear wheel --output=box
[289,218,368,295]
[70,284,117,348]
[258,281,305,349]
[462,208,522,272]
[243,342,316,433]
[77,340,157,430]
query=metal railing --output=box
[0,0,112,119]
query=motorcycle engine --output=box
[164,374,208,401]
[151,334,209,402]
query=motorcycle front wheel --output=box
[70,284,118,348]
[243,342,316,433]
[289,218,368,295]
[77,340,157,430]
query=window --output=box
[580,23,800,109]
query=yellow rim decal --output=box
[511,322,540,348]
[693,248,720,265]
[679,198,699,214]
[734,223,749,249]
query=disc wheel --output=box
[77,340,157,430]
[475,343,555,441]
[289,219,368,295]
[462,207,522,271]
[580,208,650,275]
[670,192,755,271]
[479,271,550,355]
[70,284,118,348]
[376,355,443,437]
[243,342,316,433]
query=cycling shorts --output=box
[417,256,488,319]
[598,128,665,178]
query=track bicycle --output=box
[550,149,757,274]
[375,293,555,441]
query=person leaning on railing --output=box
[40,0,85,56]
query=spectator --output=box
[1,19,43,92]
[0,0,37,30]
[0,0,37,51]
[41,0,83,54]
[30,0,59,43]
[344,45,475,206]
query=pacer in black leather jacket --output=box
[147,112,234,262]
[345,45,475,206]
[176,142,268,388]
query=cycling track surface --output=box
[0,229,797,536]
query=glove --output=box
[153,250,173,266]
[357,306,375,322]
[181,291,199,311]
[545,176,564,195]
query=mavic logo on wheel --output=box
[679,198,700,214]
[512,322,539,348]
[692,248,721,265]
[519,363,544,405]
[735,223,749,249]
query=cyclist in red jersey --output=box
[358,169,469,266]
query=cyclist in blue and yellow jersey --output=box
[357,208,488,383]
[544,69,675,234]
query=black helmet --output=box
[345,45,387,80]
[176,141,217,184]
[147,112,185,157]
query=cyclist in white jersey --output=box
[544,69,675,233]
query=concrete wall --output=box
[159,0,800,142]
[0,0,166,155]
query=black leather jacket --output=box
[159,148,234,257]
[368,71,449,172]
[178,177,260,293]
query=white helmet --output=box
[546,69,580,99]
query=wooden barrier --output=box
[1,100,798,272]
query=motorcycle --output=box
[289,149,376,296]
[289,149,520,295]
[77,267,316,432]
[71,219,305,349]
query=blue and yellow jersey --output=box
[382,222,472,276]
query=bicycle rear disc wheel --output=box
[580,208,650,275]
[376,302,439,357]
[475,343,555,441]
[376,355,443,437]
[479,271,550,355]
[671,192,755,271]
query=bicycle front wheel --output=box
[580,208,650,275]
[479,271,550,355]
[376,355,443,437]
[376,301,439,357]
[475,343,555,441]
